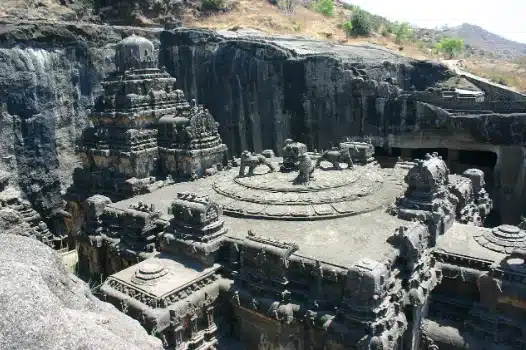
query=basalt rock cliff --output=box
[0,22,161,215]
[2,22,526,220]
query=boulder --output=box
[0,234,164,350]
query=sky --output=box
[342,0,526,43]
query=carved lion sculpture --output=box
[294,153,315,184]
[315,146,354,170]
[238,150,276,177]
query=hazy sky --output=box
[343,0,526,43]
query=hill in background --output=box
[1,0,525,92]
[416,23,526,61]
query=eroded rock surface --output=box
[0,234,164,350]
[0,22,161,215]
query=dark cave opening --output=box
[374,147,402,167]
[450,149,497,191]
[484,209,502,228]
[411,148,449,160]
[373,146,501,225]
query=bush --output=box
[350,9,372,36]
[201,0,225,11]
[342,21,353,37]
[394,22,411,44]
[381,28,390,37]
[312,0,334,17]
[436,37,464,59]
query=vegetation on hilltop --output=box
[1,0,525,92]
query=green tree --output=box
[200,0,225,11]
[394,22,411,44]
[342,21,353,37]
[436,37,464,59]
[313,0,334,17]
[350,9,372,36]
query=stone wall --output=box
[464,75,526,102]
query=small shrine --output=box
[161,193,228,265]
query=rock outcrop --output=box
[2,22,526,221]
[0,234,164,350]
[0,22,161,215]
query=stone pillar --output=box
[190,314,198,339]
[361,96,368,136]
[205,305,215,328]
[400,97,407,132]
[494,146,526,224]
[447,149,459,171]
[169,310,184,349]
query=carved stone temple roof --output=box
[90,35,190,128]
[435,222,521,263]
[115,35,156,72]
[111,162,410,267]
[103,257,222,308]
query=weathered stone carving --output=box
[294,152,315,184]
[473,224,526,253]
[389,153,459,242]
[71,34,227,201]
[340,140,375,164]
[315,146,354,170]
[238,150,276,177]
[281,139,308,172]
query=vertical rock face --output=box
[159,28,453,156]
[0,23,161,215]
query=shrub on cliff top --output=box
[201,0,226,11]
[350,9,372,36]
[342,21,353,38]
[436,37,464,59]
[312,0,334,17]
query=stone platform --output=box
[111,162,409,266]
[212,162,406,220]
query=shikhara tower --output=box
[72,35,227,201]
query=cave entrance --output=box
[410,148,449,160]
[374,147,402,167]
[449,150,497,190]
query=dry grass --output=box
[2,0,525,92]
[0,0,75,21]
[186,0,526,92]
[185,0,434,60]
[461,59,526,92]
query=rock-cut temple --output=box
[55,35,526,350]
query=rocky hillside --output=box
[432,23,526,60]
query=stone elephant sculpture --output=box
[315,147,354,170]
[238,150,276,177]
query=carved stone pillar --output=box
[205,305,215,328]
[190,314,198,339]
[494,146,526,224]
[169,310,184,349]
